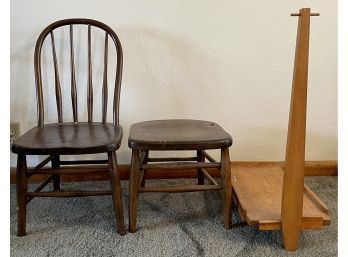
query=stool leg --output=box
[107,151,125,235]
[129,149,141,233]
[140,150,149,187]
[51,155,60,190]
[16,154,27,237]
[221,147,232,229]
[197,150,205,185]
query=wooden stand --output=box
[231,8,330,251]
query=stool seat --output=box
[128,119,232,150]
[128,119,233,232]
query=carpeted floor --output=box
[10,176,337,257]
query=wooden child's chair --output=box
[12,19,125,236]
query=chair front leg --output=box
[129,149,141,233]
[107,151,125,235]
[51,155,60,190]
[221,147,232,229]
[16,154,28,236]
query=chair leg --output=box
[140,150,149,187]
[107,152,125,235]
[16,154,27,237]
[220,147,232,229]
[51,155,60,190]
[129,149,141,233]
[197,150,205,185]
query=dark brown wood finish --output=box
[87,24,93,123]
[50,31,63,123]
[16,154,27,236]
[128,119,233,232]
[102,32,108,124]
[11,19,125,236]
[128,120,232,150]
[69,25,78,123]
[51,155,60,190]
[197,150,205,185]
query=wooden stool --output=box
[128,119,233,232]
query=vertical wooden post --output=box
[51,155,60,190]
[221,147,232,229]
[107,151,125,235]
[197,150,205,185]
[140,150,149,187]
[16,154,27,236]
[281,8,312,251]
[129,149,141,233]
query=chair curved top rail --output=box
[34,18,123,127]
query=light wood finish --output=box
[231,163,330,230]
[281,8,311,251]
[231,9,327,251]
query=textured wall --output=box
[10,0,337,166]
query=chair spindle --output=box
[102,32,108,123]
[70,25,78,122]
[50,31,63,123]
[87,24,93,122]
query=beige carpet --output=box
[10,176,337,257]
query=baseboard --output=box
[9,161,337,184]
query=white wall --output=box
[10,0,337,166]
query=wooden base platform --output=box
[231,163,330,231]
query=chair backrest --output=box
[34,18,123,128]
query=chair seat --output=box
[128,119,232,150]
[12,123,123,155]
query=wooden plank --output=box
[281,8,311,251]
[231,163,330,232]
